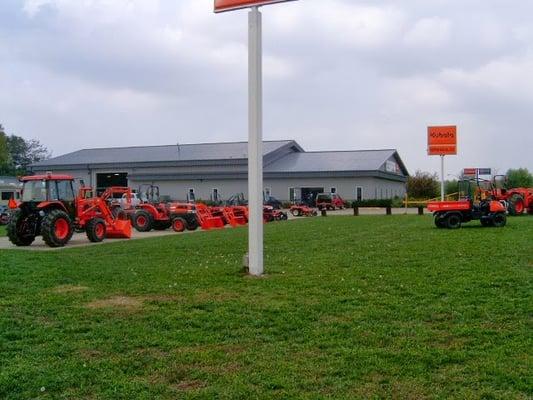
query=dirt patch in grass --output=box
[52,285,89,294]
[86,296,143,310]
[79,349,104,360]
[171,379,207,391]
[85,294,181,311]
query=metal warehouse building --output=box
[30,140,409,203]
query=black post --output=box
[386,206,392,215]
[321,209,327,217]
[418,206,424,216]
[353,206,359,216]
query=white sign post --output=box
[214,0,296,276]
[248,6,263,276]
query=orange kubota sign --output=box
[214,0,295,13]
[428,125,457,156]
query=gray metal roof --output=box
[264,150,406,174]
[32,140,296,167]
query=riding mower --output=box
[290,204,318,217]
[427,178,507,229]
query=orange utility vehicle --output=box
[8,174,131,247]
[427,179,507,229]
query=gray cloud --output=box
[0,0,532,175]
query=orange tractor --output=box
[489,175,533,216]
[7,174,131,247]
[428,179,507,229]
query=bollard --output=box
[321,209,327,217]
[386,206,392,215]
[353,206,359,216]
[418,206,424,216]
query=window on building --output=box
[212,188,219,202]
[355,187,363,202]
[188,188,195,202]
[1,192,14,201]
[264,187,271,198]
[330,187,337,194]
[289,188,295,202]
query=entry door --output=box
[356,187,363,202]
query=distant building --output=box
[30,140,409,202]
[0,176,21,209]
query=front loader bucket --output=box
[106,219,132,239]
[201,217,225,230]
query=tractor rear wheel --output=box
[186,218,199,231]
[86,218,106,242]
[7,210,36,246]
[41,209,74,247]
[434,214,446,228]
[491,213,507,228]
[508,194,525,215]
[291,208,301,217]
[132,210,153,232]
[445,213,462,229]
[171,217,186,232]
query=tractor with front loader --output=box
[8,174,131,247]
[427,178,507,229]
[490,175,533,216]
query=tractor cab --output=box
[20,175,77,217]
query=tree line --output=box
[407,168,533,199]
[0,124,51,176]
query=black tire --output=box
[491,213,507,228]
[86,218,106,242]
[434,214,446,228]
[185,217,199,231]
[132,210,153,232]
[445,213,462,229]
[171,217,186,232]
[41,209,74,248]
[153,220,172,230]
[7,210,36,247]
[280,212,288,221]
[480,217,492,227]
[508,194,525,216]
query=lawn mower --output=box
[8,174,131,247]
[263,205,288,222]
[290,204,318,217]
[427,178,507,229]
[316,193,346,210]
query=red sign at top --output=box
[214,0,296,13]
[427,125,458,156]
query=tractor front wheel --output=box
[445,213,462,229]
[132,210,153,232]
[508,194,525,215]
[172,217,186,232]
[7,210,36,247]
[86,218,106,242]
[41,209,74,247]
[491,213,507,228]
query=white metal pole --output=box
[248,6,263,276]
[441,155,445,201]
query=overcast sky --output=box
[1,0,532,175]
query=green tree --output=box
[0,124,51,175]
[0,124,9,172]
[407,170,440,199]
[506,168,533,188]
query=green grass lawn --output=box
[1,216,531,399]
[0,225,5,237]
